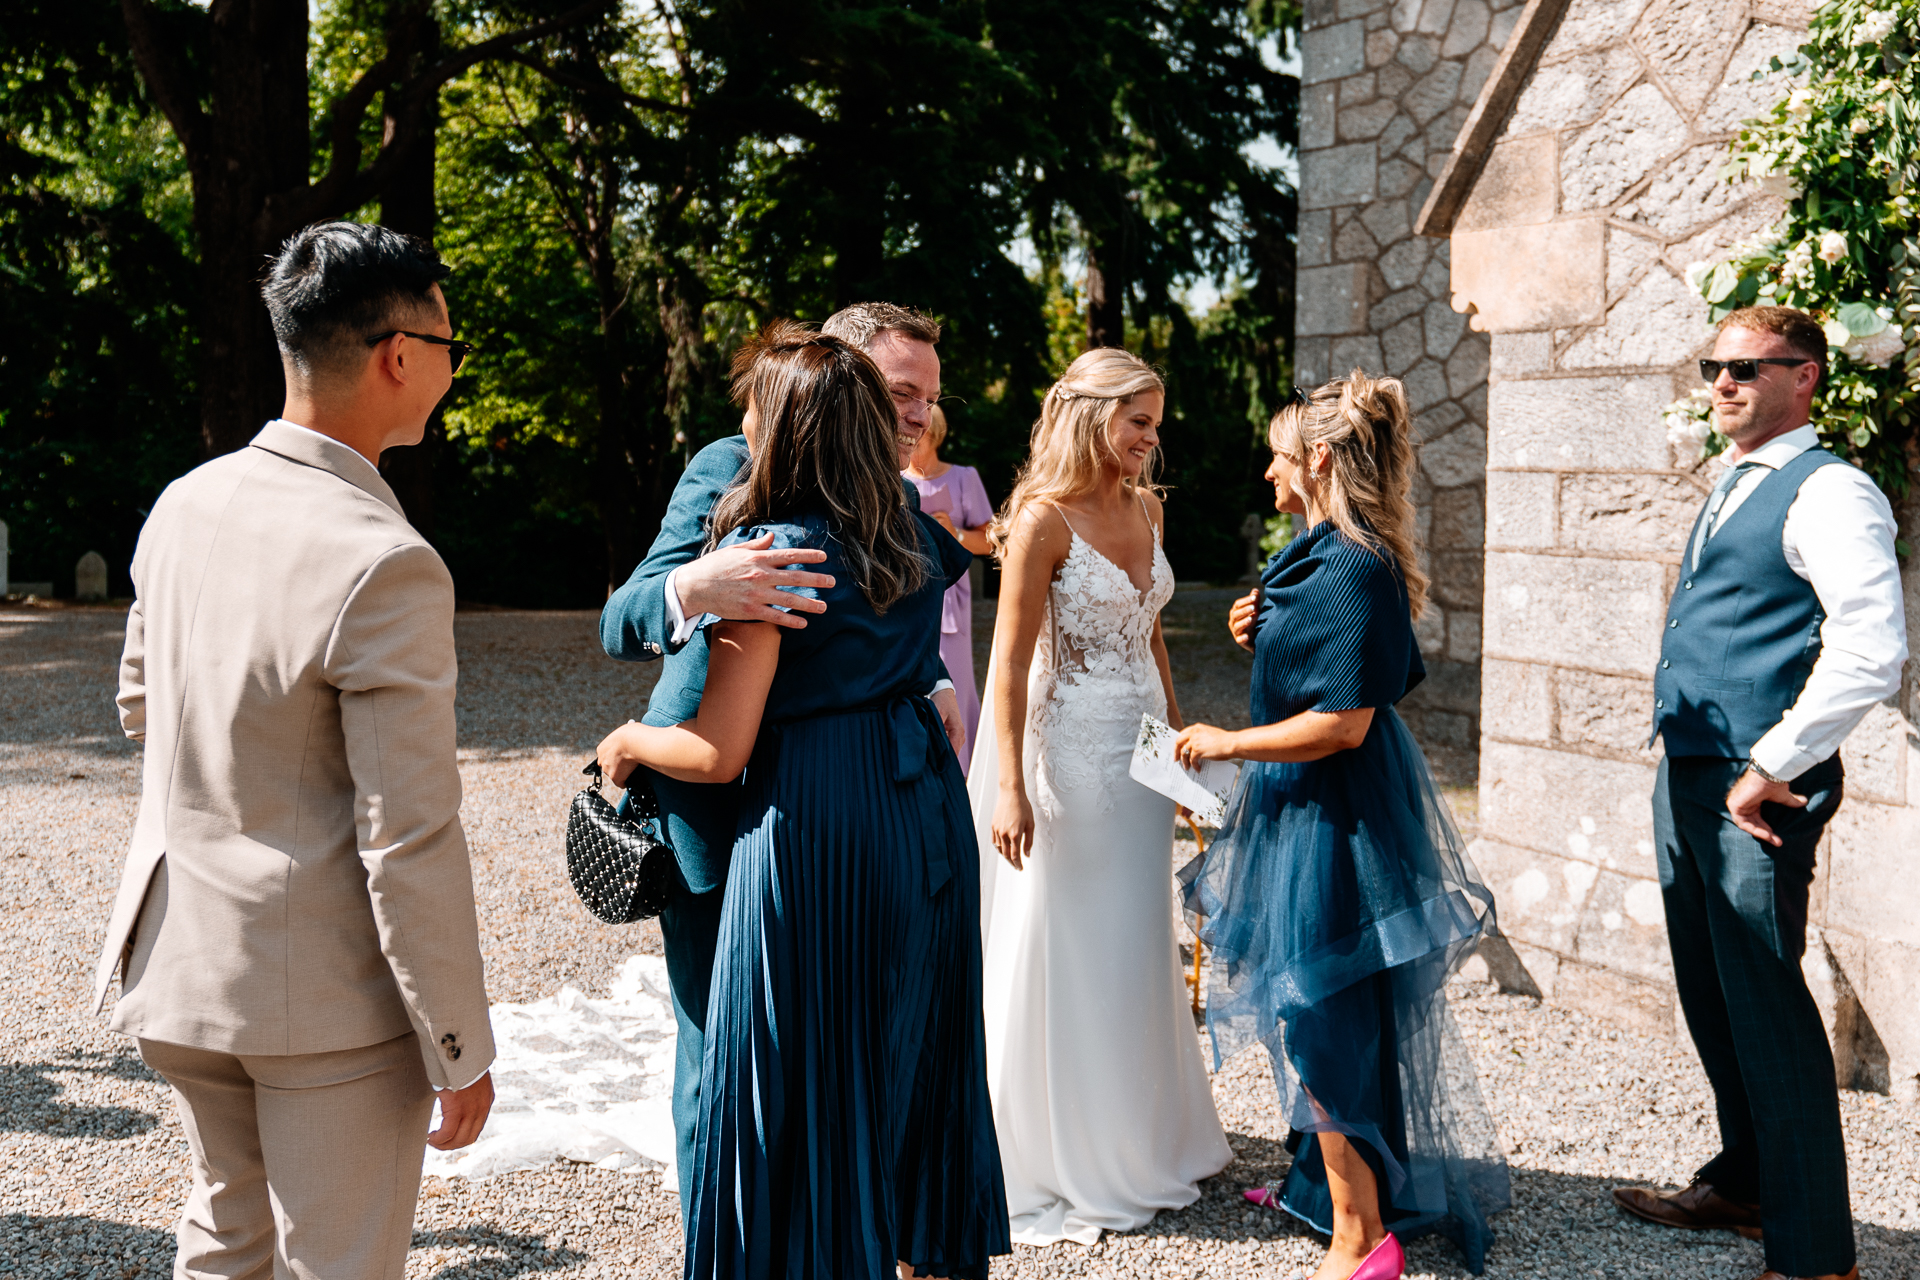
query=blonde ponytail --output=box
[1269,369,1429,620]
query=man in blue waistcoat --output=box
[597,302,964,1214]
[1612,306,1907,1280]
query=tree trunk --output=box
[1086,235,1126,349]
[191,0,312,456]
[377,7,443,538]
[584,150,638,595]
[828,90,887,309]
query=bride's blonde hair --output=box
[1272,369,1428,620]
[989,347,1165,560]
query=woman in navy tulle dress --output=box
[1173,373,1508,1279]
[597,323,1008,1280]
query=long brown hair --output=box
[1270,370,1429,620]
[988,347,1165,560]
[709,321,927,613]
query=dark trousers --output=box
[1653,755,1853,1275]
[659,875,726,1227]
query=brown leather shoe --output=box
[1752,1269,1859,1280]
[1612,1178,1763,1239]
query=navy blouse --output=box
[1249,520,1424,726]
[714,508,973,723]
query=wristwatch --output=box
[1746,758,1785,785]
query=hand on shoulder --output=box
[678,531,834,628]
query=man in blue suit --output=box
[599,302,965,1210]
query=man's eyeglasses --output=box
[366,330,475,375]
[1698,357,1812,384]
[890,387,940,413]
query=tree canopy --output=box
[2,0,1300,603]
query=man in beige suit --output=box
[97,222,496,1279]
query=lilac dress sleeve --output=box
[953,466,992,530]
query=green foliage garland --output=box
[1666,0,1920,497]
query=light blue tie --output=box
[1690,461,1758,571]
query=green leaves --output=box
[1697,0,1920,497]
[1704,261,1742,303]
[1836,299,1889,335]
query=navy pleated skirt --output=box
[684,699,1010,1280]
[1179,707,1510,1272]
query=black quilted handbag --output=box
[565,760,677,924]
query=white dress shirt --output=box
[1705,423,1908,780]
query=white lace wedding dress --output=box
[967,504,1231,1247]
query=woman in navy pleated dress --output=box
[1173,372,1509,1279]
[596,322,1009,1280]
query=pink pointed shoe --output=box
[1343,1233,1404,1280]
[1240,1186,1404,1280]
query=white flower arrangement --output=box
[1852,8,1898,44]
[1663,389,1719,468]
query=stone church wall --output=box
[1429,0,1920,1096]
[1295,0,1532,756]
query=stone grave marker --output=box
[76,551,108,601]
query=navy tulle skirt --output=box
[684,698,1010,1280]
[1178,707,1509,1272]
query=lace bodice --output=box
[1028,504,1175,812]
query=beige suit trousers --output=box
[137,1033,434,1280]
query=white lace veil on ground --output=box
[422,955,682,1191]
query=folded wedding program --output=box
[1129,714,1240,827]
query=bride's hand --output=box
[596,721,648,788]
[1174,723,1238,769]
[991,788,1036,871]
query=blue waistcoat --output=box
[1651,446,1846,759]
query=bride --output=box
[969,347,1231,1246]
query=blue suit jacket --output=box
[599,435,952,893]
[601,436,752,894]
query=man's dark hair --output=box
[262,222,450,379]
[1720,304,1827,390]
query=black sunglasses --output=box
[1288,385,1311,408]
[1699,357,1812,384]
[366,330,475,374]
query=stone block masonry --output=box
[1294,0,1531,756]
[1387,0,1920,1095]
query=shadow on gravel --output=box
[0,1050,160,1138]
[0,1214,174,1278]
[1149,1155,1920,1277]
[410,1223,589,1277]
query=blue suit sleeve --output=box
[599,437,750,662]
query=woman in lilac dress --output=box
[904,405,993,768]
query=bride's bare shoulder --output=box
[1007,501,1072,554]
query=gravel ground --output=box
[3,600,1916,1280]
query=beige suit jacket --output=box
[95,420,494,1090]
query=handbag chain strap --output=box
[582,758,662,820]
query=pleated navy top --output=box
[1250,520,1424,725]
[715,507,973,723]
